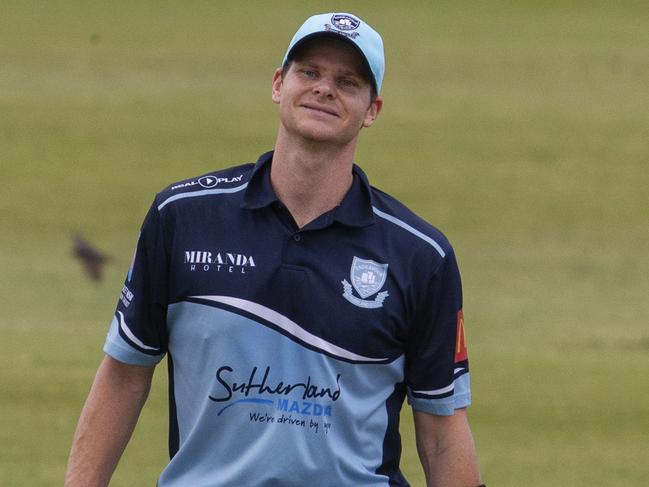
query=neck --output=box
[271,130,357,228]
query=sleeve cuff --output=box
[408,391,471,416]
[407,372,472,416]
[103,335,165,367]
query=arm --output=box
[413,408,482,487]
[65,355,155,487]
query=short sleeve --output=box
[405,249,471,416]
[103,200,169,366]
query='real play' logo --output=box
[198,174,243,188]
[342,257,389,309]
[170,174,244,191]
[184,250,256,274]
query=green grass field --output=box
[2,1,648,485]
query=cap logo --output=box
[331,14,360,31]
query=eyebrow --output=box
[295,61,362,78]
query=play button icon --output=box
[198,176,218,188]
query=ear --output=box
[362,95,383,128]
[271,68,283,105]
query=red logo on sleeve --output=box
[454,309,468,363]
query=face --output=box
[272,39,383,147]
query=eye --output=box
[338,78,358,89]
[301,69,318,78]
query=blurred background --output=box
[1,1,648,485]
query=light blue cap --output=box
[282,13,385,94]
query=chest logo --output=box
[342,257,389,309]
[184,250,256,274]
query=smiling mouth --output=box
[301,105,339,117]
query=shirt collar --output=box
[241,151,279,209]
[241,150,375,228]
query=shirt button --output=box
[293,234,301,242]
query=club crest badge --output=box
[331,14,360,31]
[342,257,389,309]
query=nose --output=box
[312,76,335,98]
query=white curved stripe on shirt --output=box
[412,369,467,396]
[412,367,466,396]
[190,295,389,363]
[117,311,161,351]
[411,382,455,396]
[157,183,249,211]
[372,206,446,258]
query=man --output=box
[66,12,483,487]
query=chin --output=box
[298,123,353,144]
[295,124,339,142]
[282,118,356,146]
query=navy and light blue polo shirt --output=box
[104,151,471,487]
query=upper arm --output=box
[413,409,481,487]
[103,201,169,366]
[95,355,156,395]
[413,408,472,450]
[406,249,471,416]
[64,356,156,487]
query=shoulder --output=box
[369,185,454,262]
[153,162,255,212]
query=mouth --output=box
[301,104,339,118]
